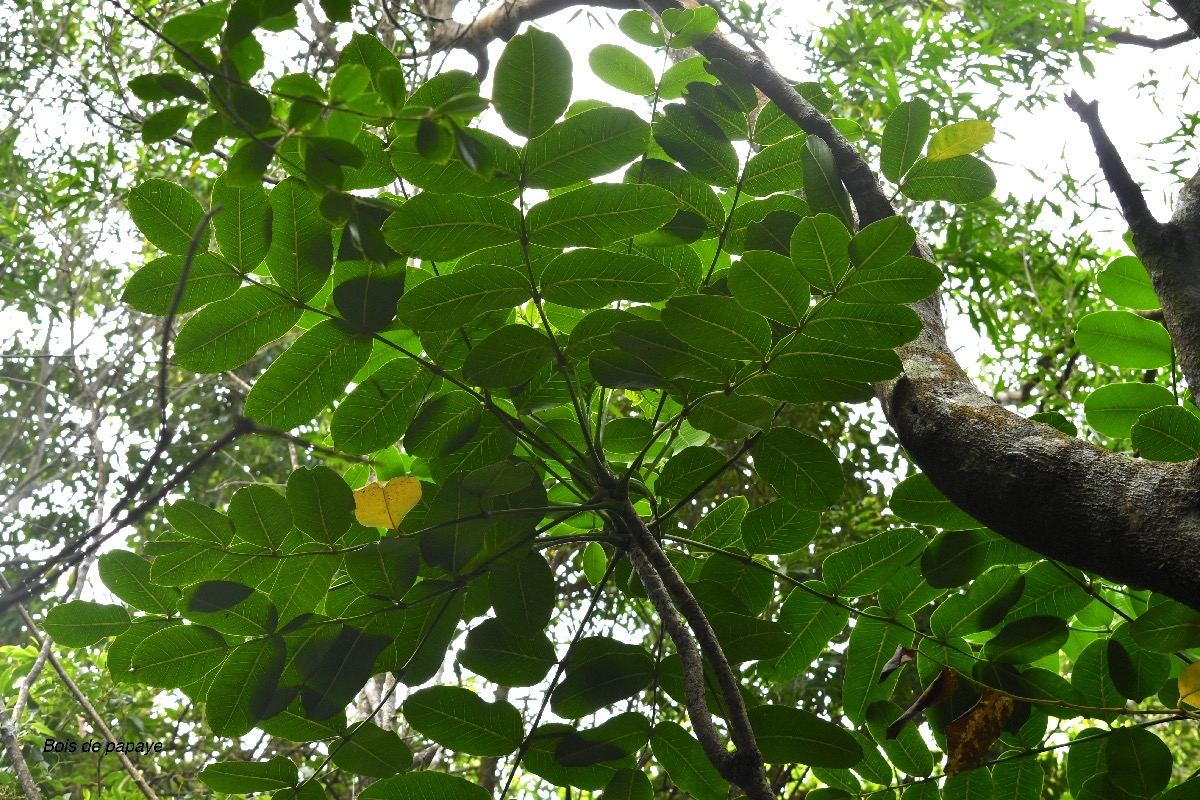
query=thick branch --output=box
[0,695,40,800]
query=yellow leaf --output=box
[927,120,994,163]
[1179,661,1200,708]
[353,477,422,529]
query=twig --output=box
[0,694,41,800]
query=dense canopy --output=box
[2,0,1200,798]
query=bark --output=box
[425,0,1200,607]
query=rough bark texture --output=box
[429,0,1200,612]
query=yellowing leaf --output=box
[353,478,422,529]
[1179,661,1200,708]
[927,120,994,163]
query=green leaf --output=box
[842,610,913,725]
[901,155,996,203]
[360,772,491,800]
[287,466,354,546]
[527,183,677,248]
[1129,599,1200,652]
[927,120,995,162]
[634,159,725,237]
[654,103,740,187]
[699,554,773,614]
[244,320,371,430]
[602,416,651,455]
[659,56,716,101]
[866,700,933,777]
[173,284,302,373]
[742,134,807,197]
[768,580,849,681]
[526,107,651,189]
[492,551,555,632]
[552,638,654,718]
[801,137,853,230]
[1106,727,1172,797]
[301,625,392,720]
[991,758,1044,800]
[690,496,748,547]
[881,99,931,182]
[346,538,419,600]
[1131,405,1200,461]
[982,616,1069,664]
[384,194,521,260]
[589,44,654,95]
[390,128,519,197]
[541,248,677,308]
[458,617,557,687]
[1067,730,1109,797]
[182,581,274,636]
[1108,622,1171,702]
[493,28,572,137]
[618,10,664,46]
[748,705,862,767]
[403,391,482,457]
[128,179,210,255]
[728,249,809,326]
[396,264,531,331]
[269,554,339,626]
[822,528,926,597]
[1099,255,1160,310]
[689,394,773,440]
[332,358,439,454]
[98,551,178,614]
[603,769,653,800]
[206,636,286,736]
[131,624,229,688]
[142,105,189,144]
[199,755,298,794]
[711,611,789,662]
[332,721,413,778]
[403,685,523,756]
[752,100,803,146]
[340,33,404,90]
[890,473,981,528]
[921,529,993,588]
[663,5,718,47]
[836,256,943,303]
[662,294,771,361]
[753,427,843,510]
[225,139,276,188]
[849,216,917,270]
[769,335,902,382]
[942,767,993,800]
[806,301,922,348]
[43,601,130,647]
[164,499,234,546]
[1084,382,1175,438]
[121,253,241,315]
[210,174,269,272]
[611,318,733,385]
[651,721,730,800]
[583,541,608,585]
[791,213,851,292]
[742,500,819,555]
[265,177,333,301]
[656,445,726,499]
[1077,310,1173,369]
[462,325,555,388]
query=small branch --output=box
[0,695,40,800]
[1064,91,1161,236]
[1105,28,1196,48]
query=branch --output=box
[617,500,774,800]
[1066,92,1200,396]
[1105,28,1196,49]
[1064,91,1159,235]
